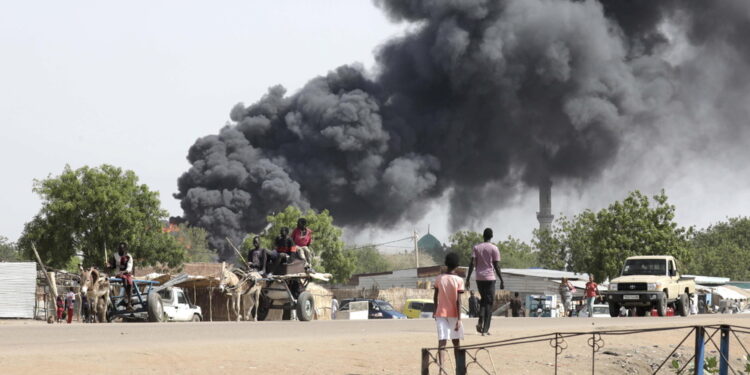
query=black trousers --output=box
[476,280,496,334]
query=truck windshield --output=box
[622,259,667,276]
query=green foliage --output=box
[169,224,215,263]
[534,191,691,282]
[17,165,185,269]
[497,236,539,268]
[345,245,391,275]
[533,227,566,270]
[448,230,483,266]
[262,206,354,283]
[0,236,27,262]
[688,217,750,279]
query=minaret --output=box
[537,178,554,232]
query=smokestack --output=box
[537,179,554,232]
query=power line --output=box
[346,236,413,251]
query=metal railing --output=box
[421,324,750,375]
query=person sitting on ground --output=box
[291,218,314,272]
[109,242,135,310]
[433,252,464,372]
[247,235,279,277]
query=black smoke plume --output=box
[176,0,750,260]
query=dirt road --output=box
[1,314,749,374]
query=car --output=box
[339,298,406,319]
[404,298,435,319]
[157,287,203,322]
[578,304,611,318]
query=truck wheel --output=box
[147,292,165,322]
[677,294,690,317]
[656,294,667,317]
[191,314,201,322]
[296,291,315,321]
[608,302,620,317]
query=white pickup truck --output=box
[156,287,203,322]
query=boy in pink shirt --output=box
[433,252,464,371]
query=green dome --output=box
[418,233,442,252]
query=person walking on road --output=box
[559,278,575,317]
[584,275,599,317]
[434,252,464,373]
[510,292,523,317]
[331,297,339,320]
[465,228,504,336]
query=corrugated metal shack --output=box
[0,262,37,318]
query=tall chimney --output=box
[537,178,554,232]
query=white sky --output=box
[2,1,748,249]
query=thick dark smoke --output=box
[176,0,750,260]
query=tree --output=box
[448,230,483,267]
[688,217,750,279]
[18,165,185,269]
[0,236,25,262]
[345,245,391,275]
[168,224,214,263]
[534,190,691,282]
[261,206,354,283]
[497,236,539,269]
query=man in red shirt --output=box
[585,275,599,317]
[433,252,464,372]
[291,218,314,271]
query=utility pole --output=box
[413,229,419,269]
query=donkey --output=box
[218,264,265,321]
[79,266,111,323]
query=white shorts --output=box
[435,317,464,340]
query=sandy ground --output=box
[1,314,749,374]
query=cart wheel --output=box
[147,292,164,322]
[296,291,315,321]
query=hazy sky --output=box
[2,1,748,250]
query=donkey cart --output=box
[256,272,331,322]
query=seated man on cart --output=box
[291,218,314,272]
[247,235,280,277]
[108,241,135,310]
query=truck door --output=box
[175,289,191,321]
[159,289,176,321]
[668,260,677,297]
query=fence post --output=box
[719,325,730,375]
[695,326,705,375]
[455,348,467,375]
[421,349,430,375]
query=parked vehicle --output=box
[603,255,696,317]
[339,298,406,319]
[578,304,611,318]
[404,298,435,319]
[157,287,202,322]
